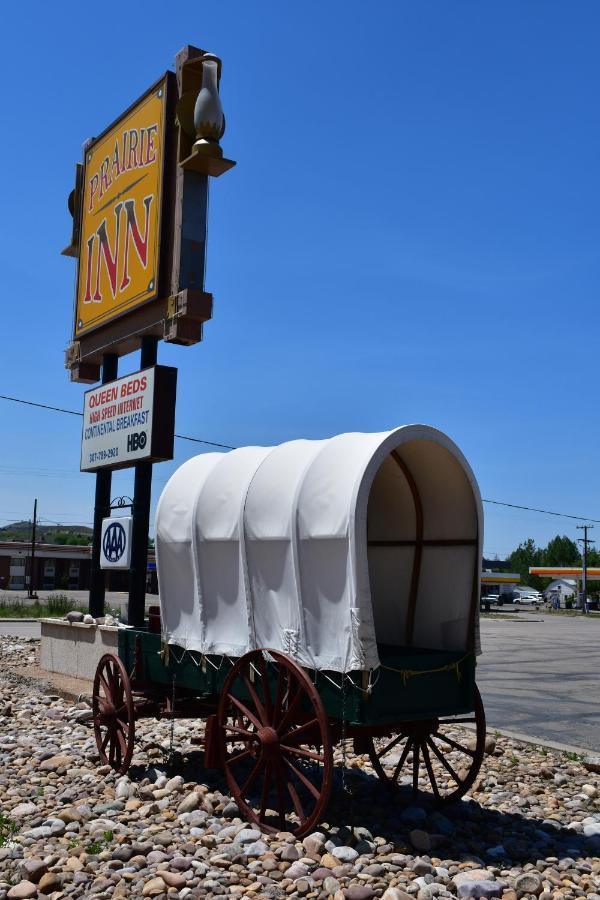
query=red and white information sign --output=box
[80,365,177,472]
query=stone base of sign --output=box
[40,619,119,681]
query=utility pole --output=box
[577,524,594,615]
[28,498,38,600]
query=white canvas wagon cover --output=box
[156,426,483,673]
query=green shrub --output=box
[47,593,73,615]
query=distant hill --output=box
[0,520,93,546]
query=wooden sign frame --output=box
[64,46,232,383]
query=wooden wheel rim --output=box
[93,653,135,776]
[218,649,333,837]
[367,684,486,805]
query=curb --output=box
[461,721,597,758]
[0,619,39,624]
[487,725,597,758]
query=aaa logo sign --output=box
[103,521,126,562]
[100,516,132,569]
[75,79,167,336]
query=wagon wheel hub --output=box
[403,718,438,740]
[257,726,280,759]
[98,699,116,720]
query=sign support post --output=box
[127,336,158,626]
[89,353,118,617]
[28,498,38,600]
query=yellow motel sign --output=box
[74,77,168,337]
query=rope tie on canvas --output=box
[379,652,472,686]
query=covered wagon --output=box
[92,425,486,836]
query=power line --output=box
[481,498,600,525]
[0,393,236,450]
[0,394,82,417]
[173,433,236,450]
[2,391,599,523]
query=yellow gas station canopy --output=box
[529,567,600,580]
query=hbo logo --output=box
[127,430,147,452]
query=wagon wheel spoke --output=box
[106,663,118,696]
[272,667,286,728]
[420,739,440,800]
[257,656,273,723]
[98,673,112,699]
[385,736,410,782]
[277,685,304,736]
[225,724,259,741]
[281,744,325,763]
[109,730,121,768]
[101,728,111,752]
[286,775,306,821]
[232,711,255,736]
[412,741,420,797]
[111,666,124,701]
[115,726,128,759]
[374,733,405,761]
[227,694,262,730]
[275,760,287,828]
[280,717,319,745]
[227,748,254,767]
[283,757,321,800]
[240,756,263,796]
[427,737,462,785]
[259,762,273,820]
[432,731,475,756]
[243,675,268,725]
[116,727,131,753]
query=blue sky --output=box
[1,1,599,559]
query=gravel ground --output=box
[0,635,599,900]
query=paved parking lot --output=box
[478,611,600,752]
[0,621,41,639]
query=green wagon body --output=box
[118,628,476,726]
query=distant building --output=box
[0,541,157,594]
[543,578,576,603]
[480,569,520,599]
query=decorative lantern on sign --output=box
[193,55,225,158]
[176,51,235,177]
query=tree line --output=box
[507,534,600,593]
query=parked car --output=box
[518,594,542,605]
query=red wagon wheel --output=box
[367,684,486,804]
[218,649,333,837]
[93,653,135,776]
